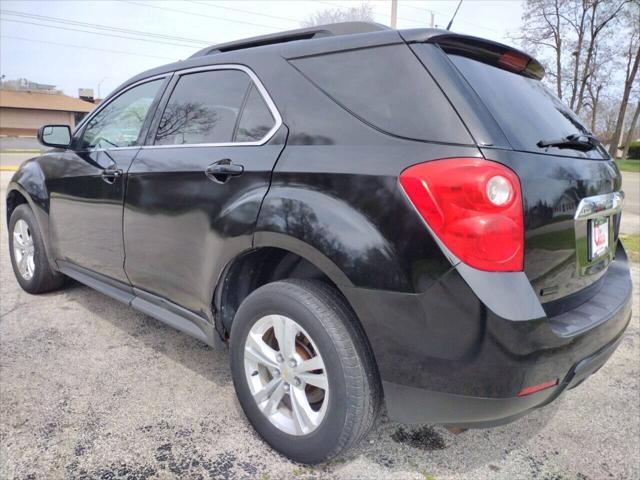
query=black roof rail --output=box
[189,21,390,58]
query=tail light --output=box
[399,158,524,272]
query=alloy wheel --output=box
[243,314,329,436]
[13,219,35,281]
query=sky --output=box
[0,0,524,98]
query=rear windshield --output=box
[448,54,606,159]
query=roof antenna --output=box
[446,0,463,30]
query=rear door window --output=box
[155,70,248,145]
[154,69,276,146]
[290,45,472,145]
[448,54,606,159]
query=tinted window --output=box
[290,45,472,144]
[80,79,162,149]
[448,54,605,158]
[155,70,250,145]
[235,85,275,142]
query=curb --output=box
[0,166,19,172]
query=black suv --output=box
[6,22,632,463]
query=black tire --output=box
[230,279,381,464]
[8,204,65,294]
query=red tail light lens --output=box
[399,158,524,272]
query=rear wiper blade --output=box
[537,133,598,152]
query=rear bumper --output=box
[383,329,625,427]
[343,244,632,426]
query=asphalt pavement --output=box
[621,172,640,234]
[0,170,639,479]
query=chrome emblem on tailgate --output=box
[574,191,624,220]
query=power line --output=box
[399,2,438,14]
[313,0,428,27]
[394,14,435,26]
[185,0,301,25]
[0,9,213,45]
[121,0,284,31]
[0,18,202,49]
[0,35,177,60]
[383,6,495,31]
[314,1,345,9]
[316,0,494,32]
[394,4,496,32]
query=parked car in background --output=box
[6,23,632,463]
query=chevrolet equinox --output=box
[6,22,632,463]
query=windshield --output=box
[448,54,606,159]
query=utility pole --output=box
[97,76,108,99]
[430,11,435,28]
[390,0,398,28]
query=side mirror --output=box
[37,125,71,148]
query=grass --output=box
[616,159,640,173]
[620,234,640,263]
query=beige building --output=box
[0,90,96,136]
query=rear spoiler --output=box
[399,29,545,80]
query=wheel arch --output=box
[213,234,354,337]
[214,240,382,396]
[6,160,56,271]
[6,187,29,227]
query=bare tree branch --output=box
[301,2,374,27]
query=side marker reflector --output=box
[517,379,559,397]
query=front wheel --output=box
[229,279,381,464]
[8,204,64,294]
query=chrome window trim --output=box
[574,191,625,220]
[140,64,283,150]
[73,74,169,148]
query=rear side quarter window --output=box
[235,85,275,142]
[289,44,472,145]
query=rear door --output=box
[123,65,285,319]
[410,39,623,305]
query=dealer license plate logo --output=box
[590,217,609,260]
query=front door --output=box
[123,66,285,319]
[48,78,166,282]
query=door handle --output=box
[101,165,122,184]
[205,159,244,183]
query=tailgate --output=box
[407,34,624,305]
[481,148,623,304]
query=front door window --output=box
[79,79,162,150]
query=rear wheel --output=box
[230,279,380,464]
[9,204,64,294]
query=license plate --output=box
[589,217,609,260]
